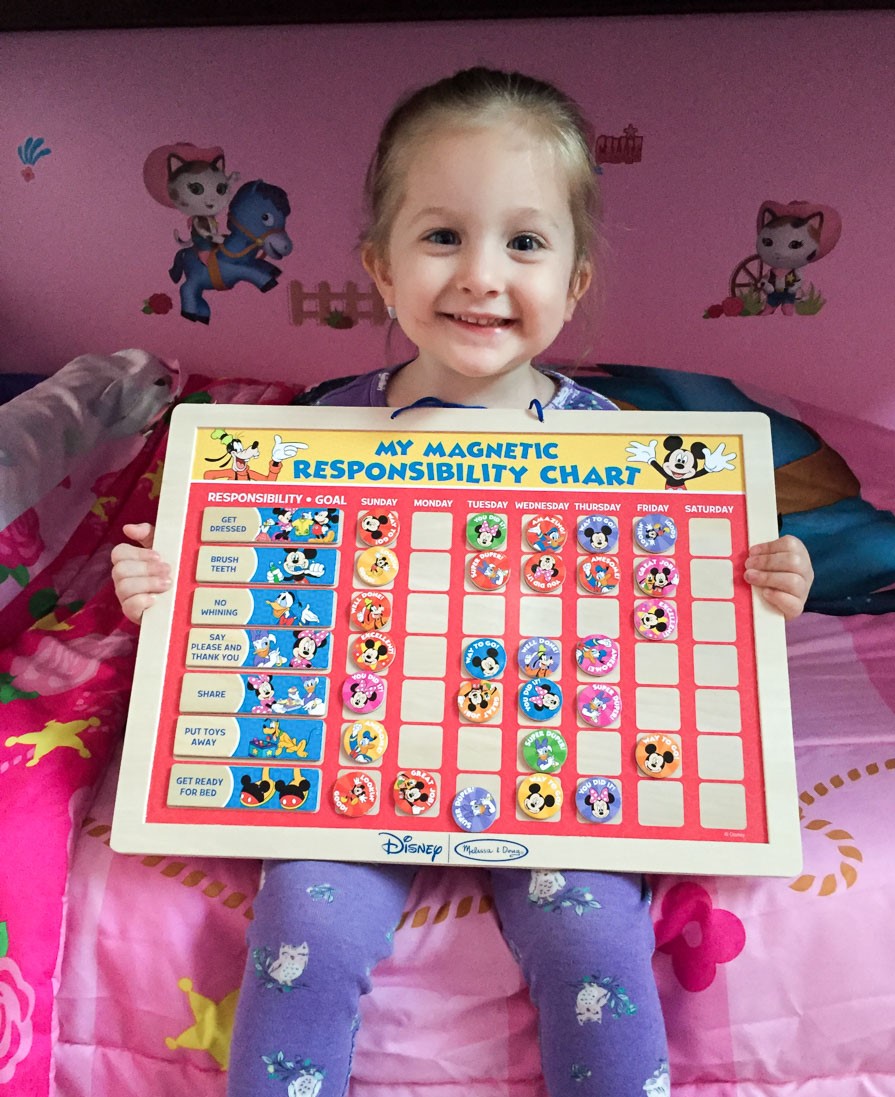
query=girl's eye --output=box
[509,233,543,252]
[425,229,459,246]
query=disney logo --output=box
[379,832,445,862]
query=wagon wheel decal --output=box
[729,253,769,299]
[789,756,895,896]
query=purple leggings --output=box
[228,860,669,1097]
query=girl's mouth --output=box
[447,313,513,328]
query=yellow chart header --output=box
[191,427,745,493]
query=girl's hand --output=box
[110,522,171,624]
[744,534,813,620]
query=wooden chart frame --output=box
[112,404,801,876]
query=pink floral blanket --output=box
[2,373,894,1096]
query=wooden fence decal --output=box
[288,280,388,327]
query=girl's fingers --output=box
[122,522,156,550]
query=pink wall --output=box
[2,12,893,426]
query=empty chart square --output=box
[692,601,737,642]
[688,518,732,556]
[406,593,449,633]
[699,783,747,830]
[637,780,684,827]
[576,730,622,775]
[463,594,506,636]
[408,552,452,591]
[402,635,448,678]
[400,679,446,723]
[397,724,444,770]
[457,725,503,771]
[635,642,679,685]
[411,511,453,549]
[697,734,745,781]
[695,689,742,733]
[690,557,735,599]
[636,687,681,731]
[576,598,619,638]
[519,596,562,637]
[693,644,739,687]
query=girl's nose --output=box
[457,243,503,296]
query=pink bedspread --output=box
[2,377,894,1097]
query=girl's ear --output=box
[361,243,394,308]
[565,261,593,321]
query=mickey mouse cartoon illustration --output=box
[360,513,391,541]
[522,782,556,816]
[395,772,433,815]
[580,523,613,551]
[626,435,737,489]
[470,646,502,677]
[642,742,675,774]
[282,547,326,583]
[356,636,390,671]
[638,606,669,633]
[642,565,674,594]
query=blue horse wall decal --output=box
[169,179,292,324]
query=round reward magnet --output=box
[523,552,566,592]
[350,591,392,632]
[634,598,678,640]
[518,636,561,678]
[458,679,501,722]
[393,769,438,815]
[342,671,385,714]
[636,735,681,778]
[332,771,377,817]
[576,777,621,823]
[525,513,568,551]
[351,631,396,673]
[575,635,620,677]
[467,512,507,550]
[635,557,680,596]
[519,679,563,721]
[577,554,621,595]
[343,720,388,764]
[576,513,619,553]
[452,786,499,832]
[518,774,563,819]
[356,546,399,586]
[521,728,568,774]
[463,638,507,680]
[469,551,511,591]
[577,683,622,727]
[634,513,678,553]
[357,509,399,547]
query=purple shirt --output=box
[308,362,617,412]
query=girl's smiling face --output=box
[365,119,590,406]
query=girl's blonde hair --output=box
[362,67,600,274]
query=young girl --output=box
[112,68,814,1097]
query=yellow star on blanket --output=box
[165,977,240,1070]
[5,716,99,766]
[142,460,165,500]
